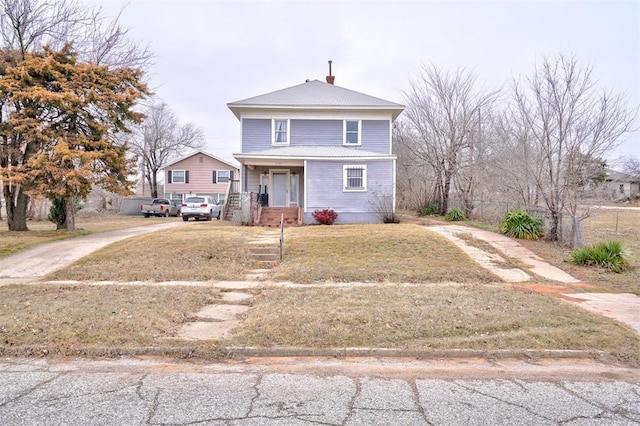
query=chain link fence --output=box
[445,197,640,247]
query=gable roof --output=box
[227,79,404,120]
[605,169,639,183]
[164,150,240,170]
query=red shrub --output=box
[312,209,338,225]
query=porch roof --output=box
[233,146,396,162]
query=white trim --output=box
[343,165,367,192]
[240,110,395,121]
[271,119,290,146]
[343,119,362,146]
[388,119,393,155]
[392,158,397,213]
[303,160,308,213]
[236,155,394,163]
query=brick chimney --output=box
[326,60,335,84]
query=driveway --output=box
[0,222,185,282]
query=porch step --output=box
[258,207,301,227]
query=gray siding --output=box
[361,120,390,154]
[291,119,342,145]
[241,118,390,153]
[305,160,394,224]
[242,119,271,152]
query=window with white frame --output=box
[344,120,361,145]
[170,170,186,183]
[343,165,367,191]
[272,119,289,145]
[213,170,230,183]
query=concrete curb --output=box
[0,345,622,364]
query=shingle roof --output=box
[164,150,240,169]
[228,80,404,120]
[234,145,395,160]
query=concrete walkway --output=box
[426,223,640,335]
[428,224,581,283]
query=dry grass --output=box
[520,208,639,294]
[0,284,222,354]
[48,223,494,283]
[267,224,495,283]
[231,285,640,364]
[47,223,262,281]
[0,214,160,258]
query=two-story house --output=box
[163,150,240,206]
[227,75,404,225]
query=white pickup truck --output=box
[140,198,180,218]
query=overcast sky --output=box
[86,0,639,165]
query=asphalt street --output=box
[1,357,639,425]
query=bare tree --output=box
[623,155,640,180]
[393,121,437,211]
[0,0,152,231]
[400,64,499,215]
[509,54,637,243]
[130,102,205,198]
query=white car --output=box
[181,196,221,221]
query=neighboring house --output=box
[603,169,640,200]
[163,150,240,205]
[227,75,404,225]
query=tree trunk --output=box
[150,169,158,198]
[548,209,560,242]
[3,185,29,231]
[64,197,76,230]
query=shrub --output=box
[420,203,438,216]
[312,209,338,225]
[444,208,465,221]
[499,209,543,240]
[571,240,632,273]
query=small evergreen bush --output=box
[312,209,338,225]
[444,208,465,221]
[571,240,631,273]
[420,203,438,216]
[499,209,543,239]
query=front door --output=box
[271,171,288,207]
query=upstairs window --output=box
[168,170,188,184]
[343,165,367,191]
[213,170,231,183]
[344,120,361,145]
[272,119,289,145]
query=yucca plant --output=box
[444,208,466,222]
[420,203,438,216]
[571,240,632,273]
[499,209,543,240]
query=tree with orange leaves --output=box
[0,46,148,230]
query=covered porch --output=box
[235,156,305,226]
